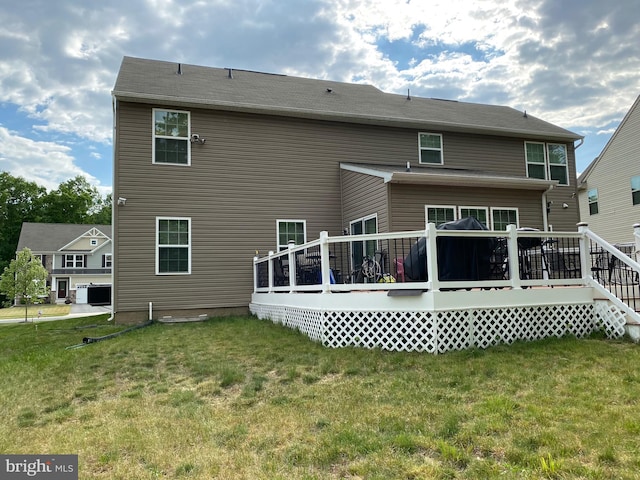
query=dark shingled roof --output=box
[16,223,112,253]
[113,56,582,142]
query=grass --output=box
[1,314,640,479]
[0,303,71,320]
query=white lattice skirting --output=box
[250,301,624,353]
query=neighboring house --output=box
[16,223,112,305]
[578,94,640,244]
[112,56,583,321]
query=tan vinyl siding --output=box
[390,184,545,231]
[341,170,389,232]
[114,101,580,315]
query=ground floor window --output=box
[426,205,519,230]
[156,217,191,274]
[350,214,378,272]
[491,208,519,230]
[277,220,306,251]
[459,207,489,227]
[425,205,456,227]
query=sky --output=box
[1,0,639,196]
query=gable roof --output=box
[578,94,640,188]
[16,223,112,253]
[113,56,582,142]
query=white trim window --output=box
[459,206,489,227]
[588,188,599,215]
[525,142,569,185]
[491,208,519,230]
[64,254,86,268]
[350,214,378,270]
[153,109,191,165]
[425,205,456,227]
[418,132,443,164]
[156,217,191,274]
[277,220,306,251]
[102,254,113,268]
[631,176,640,206]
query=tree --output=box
[40,176,102,224]
[0,248,49,322]
[0,173,47,275]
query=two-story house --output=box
[16,223,112,305]
[578,94,640,244]
[112,56,582,321]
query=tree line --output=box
[0,171,112,278]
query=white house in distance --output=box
[16,223,112,305]
[578,95,640,244]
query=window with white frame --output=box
[459,207,488,227]
[418,133,443,164]
[425,205,456,226]
[64,254,86,268]
[90,239,98,246]
[491,208,519,230]
[153,109,190,165]
[547,143,569,185]
[632,176,640,206]
[277,220,306,251]
[156,217,191,274]
[102,254,112,268]
[588,188,599,215]
[525,142,569,185]
[350,214,378,270]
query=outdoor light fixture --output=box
[117,197,127,206]
[190,133,206,145]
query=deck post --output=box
[634,223,640,263]
[288,241,297,290]
[267,251,274,293]
[577,222,590,284]
[253,255,258,293]
[506,224,521,289]
[425,223,439,291]
[320,231,331,293]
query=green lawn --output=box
[0,303,71,320]
[1,314,639,479]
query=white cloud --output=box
[0,126,98,190]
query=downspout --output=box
[542,184,554,231]
[107,94,117,322]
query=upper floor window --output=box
[102,254,112,268]
[525,142,569,185]
[64,254,86,268]
[491,208,519,230]
[588,188,599,215]
[632,176,640,206]
[153,109,190,165]
[418,133,443,164]
[156,217,191,274]
[277,220,306,251]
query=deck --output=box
[250,224,640,353]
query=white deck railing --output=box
[254,224,589,294]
